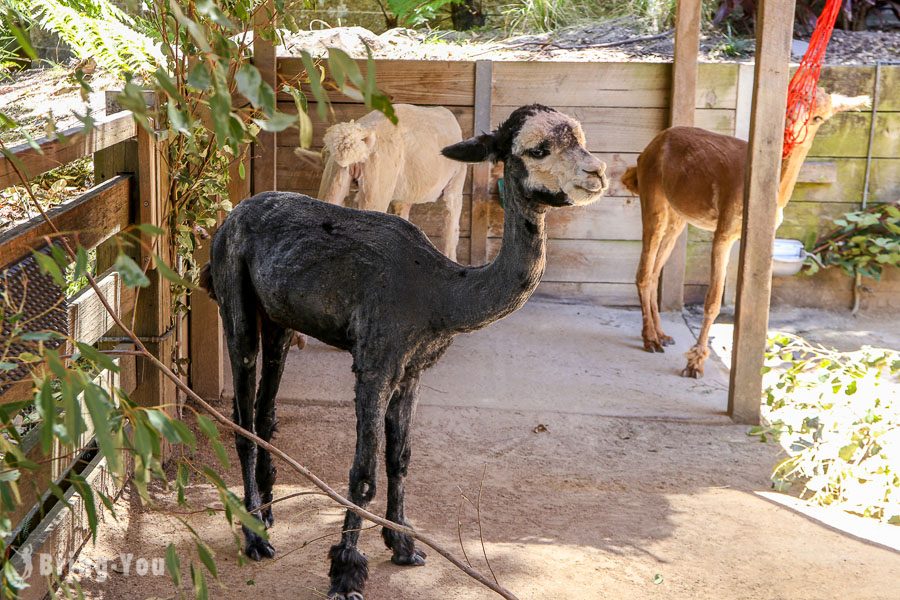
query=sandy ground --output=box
[68,298,899,599]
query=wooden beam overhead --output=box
[728,0,797,424]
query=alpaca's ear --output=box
[442,134,496,163]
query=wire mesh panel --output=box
[0,246,68,396]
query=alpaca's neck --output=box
[447,175,546,333]
[777,140,815,210]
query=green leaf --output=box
[167,101,192,134]
[838,444,858,462]
[154,253,196,289]
[69,474,99,541]
[34,251,66,287]
[196,541,218,578]
[84,384,121,474]
[74,246,90,280]
[300,51,328,121]
[191,563,208,600]
[154,67,186,104]
[253,111,296,133]
[652,573,664,585]
[166,543,181,588]
[187,62,212,91]
[0,362,15,371]
[114,254,150,288]
[35,377,56,456]
[196,0,236,30]
[76,342,120,373]
[169,0,212,53]
[19,331,59,341]
[146,409,195,448]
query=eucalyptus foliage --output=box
[804,201,900,282]
[751,333,900,524]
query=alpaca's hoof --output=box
[244,533,276,561]
[292,331,307,350]
[391,547,427,567]
[681,365,704,378]
[261,506,274,529]
[328,593,364,600]
[643,339,665,353]
[659,334,675,347]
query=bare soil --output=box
[69,300,899,600]
[279,22,900,64]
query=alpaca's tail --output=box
[621,166,639,196]
[198,263,217,303]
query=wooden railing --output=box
[0,109,179,599]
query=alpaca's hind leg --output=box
[220,277,272,560]
[328,366,395,600]
[649,211,686,347]
[683,233,737,378]
[637,188,668,352]
[381,374,426,566]
[255,315,292,529]
[440,168,465,262]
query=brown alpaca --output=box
[623,87,869,378]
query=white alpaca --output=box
[318,104,467,261]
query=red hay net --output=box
[783,0,841,159]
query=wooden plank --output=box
[0,112,135,189]
[790,158,898,203]
[67,271,120,350]
[809,111,899,158]
[534,281,638,306]
[470,60,492,267]
[488,196,642,241]
[734,62,755,140]
[491,106,735,153]
[0,176,131,268]
[11,449,122,600]
[279,59,476,106]
[487,238,642,283]
[253,3,278,195]
[491,62,737,109]
[276,103,475,147]
[728,0,796,425]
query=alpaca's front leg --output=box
[381,375,426,566]
[683,235,735,378]
[328,370,393,600]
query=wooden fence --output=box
[275,58,900,311]
[0,111,189,598]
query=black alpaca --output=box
[200,104,607,600]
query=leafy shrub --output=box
[752,333,900,523]
[804,201,900,282]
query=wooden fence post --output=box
[660,0,702,311]
[469,60,492,266]
[728,0,796,424]
[252,1,277,195]
[130,126,177,450]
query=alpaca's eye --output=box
[526,147,549,159]
[813,116,824,123]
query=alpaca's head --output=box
[786,87,870,153]
[323,121,377,167]
[441,104,608,209]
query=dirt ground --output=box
[70,299,899,600]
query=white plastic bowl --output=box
[772,238,806,276]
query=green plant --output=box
[377,0,462,27]
[804,201,900,281]
[751,333,899,523]
[502,0,584,33]
[2,0,159,73]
